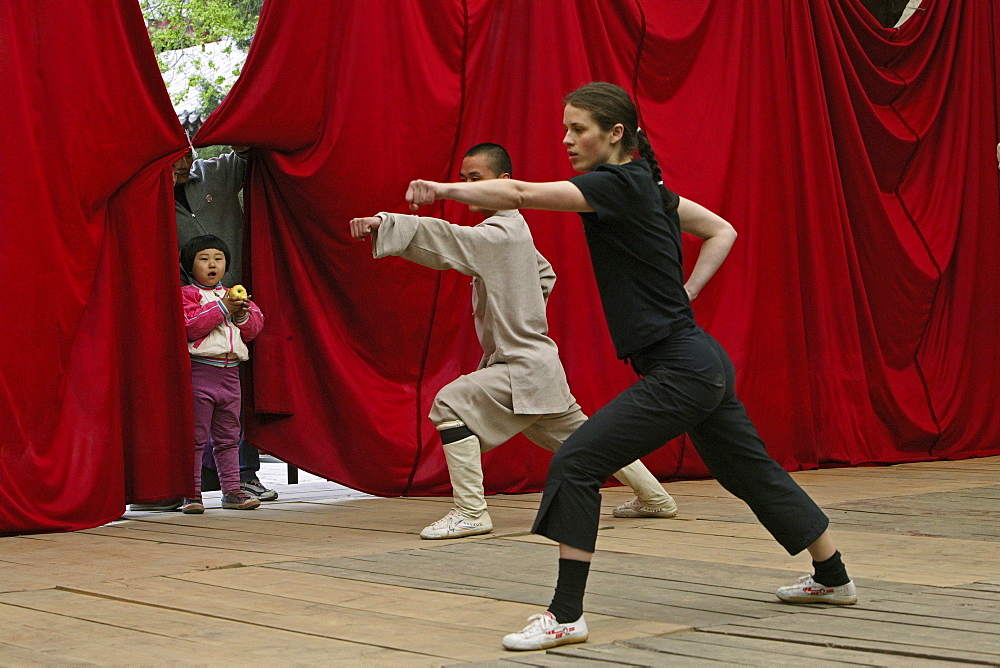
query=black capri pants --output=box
[532,324,829,555]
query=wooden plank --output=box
[116,513,404,541]
[617,631,971,666]
[799,470,999,484]
[82,524,338,559]
[0,593,434,666]
[83,519,422,559]
[0,639,96,665]
[57,575,679,664]
[794,463,999,479]
[632,514,997,546]
[701,623,1000,664]
[267,559,749,628]
[671,519,1000,572]
[0,533,285,587]
[262,542,804,626]
[824,606,1000,635]
[791,486,998,505]
[552,641,733,666]
[610,476,997,518]
[886,459,1000,473]
[613,513,1000,556]
[173,565,684,644]
[469,653,674,667]
[0,600,238,665]
[0,560,59,594]
[128,497,539,538]
[417,537,948,615]
[831,494,1000,517]
[718,608,1000,655]
[956,582,1000,593]
[859,596,1000,624]
[874,589,1000,616]
[5,581,491,664]
[617,493,999,541]
[910,587,1000,605]
[540,525,998,587]
[462,659,606,667]
[943,487,1000,499]
[822,512,1000,541]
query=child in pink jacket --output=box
[179,235,264,513]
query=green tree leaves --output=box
[142,0,261,111]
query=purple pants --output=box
[191,361,242,495]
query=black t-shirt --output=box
[569,159,694,358]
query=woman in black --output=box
[406,82,856,651]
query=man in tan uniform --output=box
[350,143,677,539]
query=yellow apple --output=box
[228,285,248,300]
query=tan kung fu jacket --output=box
[374,210,574,415]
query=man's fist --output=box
[350,216,382,240]
[405,180,440,211]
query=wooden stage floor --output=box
[2,456,998,666]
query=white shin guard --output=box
[440,431,488,519]
[613,460,675,508]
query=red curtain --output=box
[3,0,997,534]
[196,0,999,497]
[1,1,192,534]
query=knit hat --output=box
[180,235,231,275]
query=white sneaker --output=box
[777,574,857,605]
[612,495,679,518]
[419,508,493,540]
[501,611,589,651]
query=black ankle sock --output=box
[813,550,850,587]
[547,558,591,623]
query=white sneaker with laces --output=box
[240,479,278,501]
[612,495,679,518]
[501,611,589,651]
[777,574,857,605]
[419,508,493,540]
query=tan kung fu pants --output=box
[428,364,671,519]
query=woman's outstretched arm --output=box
[407,178,593,213]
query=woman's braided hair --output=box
[563,82,673,213]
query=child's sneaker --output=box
[181,497,205,514]
[221,489,261,510]
[419,508,492,539]
[501,611,589,651]
[777,574,857,605]
[128,498,183,512]
[612,495,678,518]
